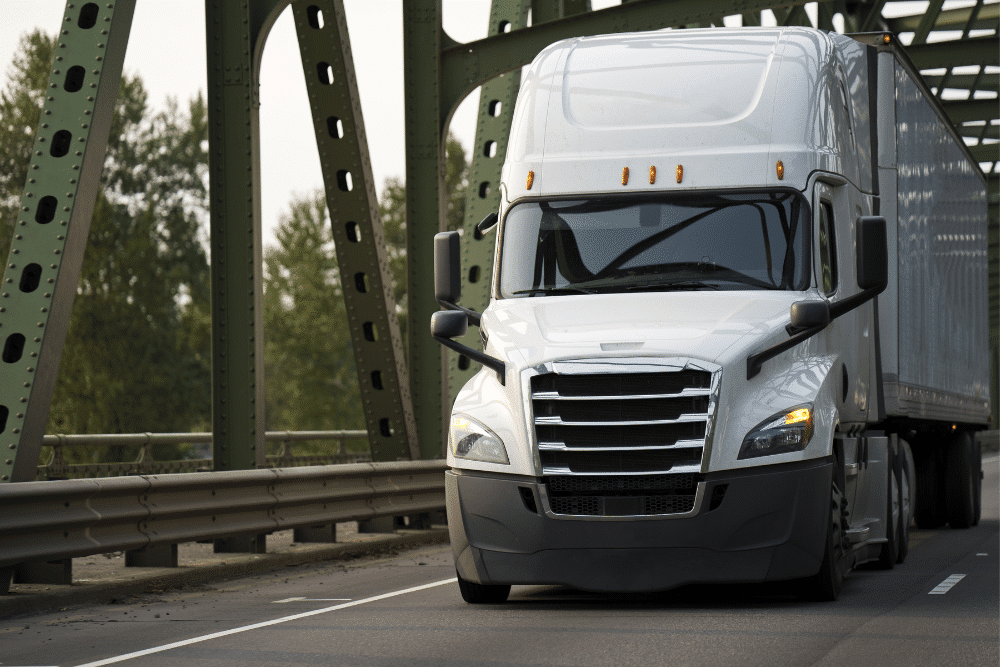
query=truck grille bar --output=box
[530,359,720,518]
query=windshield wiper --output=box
[512,286,599,296]
[623,280,721,291]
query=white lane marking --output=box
[74,577,457,667]
[928,573,966,594]
[272,597,352,603]
[976,553,989,556]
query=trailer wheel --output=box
[457,571,511,603]
[945,431,976,529]
[800,472,845,601]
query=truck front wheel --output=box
[457,571,511,604]
[799,472,846,601]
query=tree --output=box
[0,30,53,254]
[263,191,364,436]
[262,134,468,444]
[0,31,212,464]
[379,133,468,346]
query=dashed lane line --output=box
[928,574,966,595]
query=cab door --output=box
[814,182,871,426]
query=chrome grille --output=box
[532,364,714,517]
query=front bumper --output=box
[447,459,832,592]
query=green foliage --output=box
[263,134,468,447]
[379,133,468,346]
[0,31,211,464]
[0,31,53,253]
[263,191,364,437]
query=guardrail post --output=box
[357,516,395,533]
[13,558,73,585]
[293,524,336,543]
[125,543,178,568]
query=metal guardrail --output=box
[37,431,371,479]
[0,460,446,569]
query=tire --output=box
[876,443,900,569]
[457,571,510,603]
[896,439,912,564]
[799,470,846,601]
[946,430,976,529]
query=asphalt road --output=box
[2,454,997,667]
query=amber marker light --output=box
[883,33,891,44]
[526,170,534,190]
[776,160,784,180]
[622,166,630,186]
[649,166,656,184]
[785,407,811,425]
[676,164,683,183]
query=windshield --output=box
[498,191,811,297]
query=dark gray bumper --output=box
[447,460,832,592]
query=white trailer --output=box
[431,27,990,602]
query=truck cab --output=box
[431,27,988,602]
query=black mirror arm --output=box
[747,284,886,380]
[436,299,482,327]
[475,212,499,239]
[746,323,828,380]
[433,335,505,385]
[828,284,884,319]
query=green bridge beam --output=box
[0,0,137,484]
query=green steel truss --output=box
[291,0,417,461]
[0,0,137,482]
[1,0,997,491]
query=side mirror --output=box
[790,300,830,329]
[434,231,461,304]
[856,216,888,292]
[431,310,468,339]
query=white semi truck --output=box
[430,27,990,603]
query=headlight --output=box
[738,404,813,460]
[449,415,509,464]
